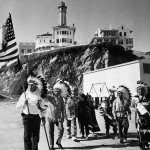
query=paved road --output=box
[0,102,142,150]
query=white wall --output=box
[83,60,142,97]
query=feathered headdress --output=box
[136,81,149,96]
[53,79,71,98]
[27,74,47,98]
[117,85,132,105]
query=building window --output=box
[57,39,59,43]
[119,39,123,44]
[126,39,128,44]
[28,49,31,53]
[70,31,71,35]
[57,31,59,35]
[124,32,126,36]
[49,40,51,43]
[62,38,67,43]
[70,39,72,43]
[60,31,61,35]
[97,39,102,43]
[104,39,109,42]
[21,49,25,53]
[111,39,115,44]
[143,63,150,74]
[120,32,122,36]
[129,39,133,44]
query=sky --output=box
[0,0,150,53]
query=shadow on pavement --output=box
[62,140,140,149]
[62,132,140,149]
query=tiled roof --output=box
[37,33,52,36]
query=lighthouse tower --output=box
[53,1,76,47]
[58,1,67,26]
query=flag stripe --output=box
[7,42,17,51]
[0,49,18,58]
[0,55,18,62]
[0,51,18,60]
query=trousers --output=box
[66,117,77,137]
[104,116,117,134]
[116,117,129,140]
[48,118,64,147]
[22,114,41,150]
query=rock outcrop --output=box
[0,43,138,95]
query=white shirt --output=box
[16,90,46,117]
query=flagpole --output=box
[20,73,30,114]
[18,58,30,114]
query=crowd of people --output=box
[16,73,150,150]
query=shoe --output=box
[50,147,55,150]
[92,133,97,137]
[86,136,89,140]
[66,135,71,139]
[72,136,77,141]
[81,135,85,139]
[105,132,110,136]
[145,141,149,148]
[56,141,63,149]
[124,137,127,142]
[113,134,118,139]
[50,145,55,150]
[120,139,123,144]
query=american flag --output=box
[0,13,18,62]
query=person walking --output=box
[86,94,100,137]
[46,87,65,150]
[16,74,47,150]
[99,88,117,137]
[135,81,150,148]
[76,93,90,139]
[112,86,132,143]
[65,85,78,141]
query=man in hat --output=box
[47,87,65,150]
[16,75,47,150]
[112,87,131,143]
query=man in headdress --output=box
[47,87,65,150]
[16,74,47,150]
[136,81,149,103]
[112,86,131,143]
[135,81,150,148]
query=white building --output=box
[35,1,76,52]
[35,33,54,51]
[19,42,35,59]
[93,25,133,50]
[83,58,150,98]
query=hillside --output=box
[0,42,139,96]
